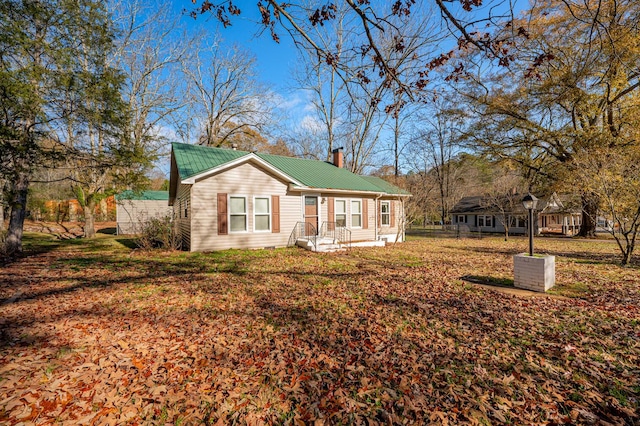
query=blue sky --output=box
[154,0,528,175]
[177,2,300,90]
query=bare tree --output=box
[288,2,442,172]
[409,100,469,224]
[404,171,440,226]
[183,38,272,147]
[291,3,349,162]
[343,81,390,174]
[111,0,190,157]
[480,168,525,241]
[191,1,523,107]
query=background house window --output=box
[351,200,362,227]
[254,197,270,231]
[457,215,465,224]
[184,199,189,219]
[229,196,247,232]
[335,199,346,227]
[510,216,525,228]
[381,201,390,226]
[478,215,493,227]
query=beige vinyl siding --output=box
[174,184,191,250]
[190,162,299,252]
[377,197,404,242]
[319,195,376,242]
[345,196,376,242]
[116,200,172,235]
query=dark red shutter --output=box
[217,193,228,235]
[390,201,396,227]
[271,195,280,233]
[327,197,335,231]
[362,199,368,229]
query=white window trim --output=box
[478,215,493,228]
[253,196,271,233]
[509,215,526,228]
[381,201,391,226]
[334,198,347,227]
[229,195,249,233]
[351,199,363,229]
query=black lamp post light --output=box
[514,192,554,292]
[522,193,539,256]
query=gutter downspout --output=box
[400,196,406,243]
[375,193,382,241]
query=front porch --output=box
[289,221,393,252]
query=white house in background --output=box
[450,192,582,236]
[115,190,172,235]
[168,143,410,252]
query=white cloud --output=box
[269,89,318,114]
[299,115,324,132]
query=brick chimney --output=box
[332,147,344,168]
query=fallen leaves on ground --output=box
[0,233,638,424]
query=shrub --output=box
[136,216,181,250]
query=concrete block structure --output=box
[513,254,556,292]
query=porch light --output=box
[522,193,539,256]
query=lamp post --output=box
[522,193,539,256]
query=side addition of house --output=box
[116,190,172,235]
[168,143,411,252]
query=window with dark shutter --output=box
[362,199,368,229]
[327,197,335,231]
[271,195,280,233]
[217,193,228,235]
[390,201,396,227]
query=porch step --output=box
[295,238,345,252]
[295,237,387,252]
[316,242,344,253]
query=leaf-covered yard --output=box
[1,233,638,424]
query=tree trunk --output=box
[0,194,5,232]
[620,233,636,266]
[5,170,30,255]
[83,198,97,238]
[99,198,108,221]
[578,192,599,237]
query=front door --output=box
[304,196,318,236]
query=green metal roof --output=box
[116,190,169,201]
[172,143,247,180]
[360,175,410,196]
[256,152,385,192]
[171,142,409,195]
